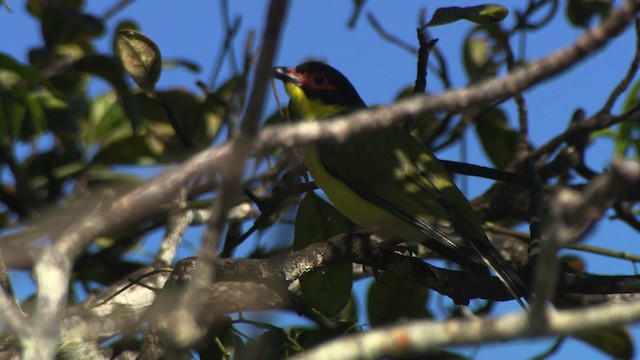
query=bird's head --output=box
[273,61,366,120]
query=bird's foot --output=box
[379,242,415,256]
[355,223,415,256]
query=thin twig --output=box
[525,160,544,261]
[525,101,640,164]
[102,0,135,20]
[366,12,418,55]
[428,36,453,90]
[0,248,21,315]
[612,202,640,232]
[441,160,528,186]
[210,0,241,85]
[599,17,640,114]
[0,285,28,340]
[1,0,13,12]
[155,189,191,265]
[501,29,530,163]
[530,337,566,360]
[157,96,197,149]
[413,29,438,94]
[407,27,438,132]
[271,77,288,121]
[565,242,640,262]
[94,269,172,307]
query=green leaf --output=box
[83,165,144,187]
[0,53,64,98]
[0,89,24,139]
[27,0,83,18]
[574,326,634,360]
[163,59,201,73]
[294,192,353,317]
[566,0,612,28]
[612,121,635,159]
[27,45,89,95]
[0,211,8,229]
[462,25,502,83]
[215,75,243,100]
[367,272,431,327]
[0,85,46,140]
[475,107,518,169]
[40,5,104,46]
[92,134,157,165]
[52,161,86,180]
[622,80,640,113]
[294,328,338,350]
[237,327,300,360]
[112,20,140,56]
[24,151,84,190]
[633,138,640,159]
[195,318,236,360]
[136,88,223,150]
[606,80,640,158]
[74,55,141,131]
[115,30,162,97]
[463,37,490,81]
[426,5,509,27]
[84,91,128,146]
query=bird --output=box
[273,61,531,308]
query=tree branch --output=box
[291,294,640,360]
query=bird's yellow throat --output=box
[284,82,345,120]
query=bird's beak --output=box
[273,67,302,86]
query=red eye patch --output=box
[301,72,337,90]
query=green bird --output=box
[273,61,531,308]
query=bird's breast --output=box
[302,144,424,243]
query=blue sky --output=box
[2,1,640,359]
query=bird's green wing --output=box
[317,127,486,268]
[318,126,531,305]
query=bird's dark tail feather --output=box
[469,241,533,310]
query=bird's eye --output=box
[313,75,326,85]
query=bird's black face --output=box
[273,61,366,109]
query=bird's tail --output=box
[470,240,532,310]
